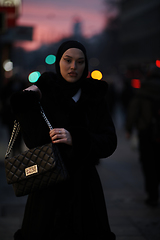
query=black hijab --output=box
[54,40,88,98]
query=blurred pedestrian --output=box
[125,69,160,207]
[10,41,117,240]
[0,76,26,155]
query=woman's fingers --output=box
[50,128,63,137]
[23,85,42,98]
[49,128,72,146]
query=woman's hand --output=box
[23,85,42,99]
[49,128,72,146]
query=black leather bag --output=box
[4,104,69,197]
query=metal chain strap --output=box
[39,103,53,131]
[5,120,21,158]
[5,103,53,158]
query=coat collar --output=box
[81,78,108,102]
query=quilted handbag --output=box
[4,104,69,197]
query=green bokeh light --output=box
[45,55,56,65]
[28,71,41,83]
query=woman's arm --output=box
[68,96,117,165]
[10,89,50,149]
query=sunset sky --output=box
[15,0,119,51]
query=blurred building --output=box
[0,1,33,88]
[119,0,160,65]
[73,17,82,39]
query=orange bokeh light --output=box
[91,70,102,80]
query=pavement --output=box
[0,120,160,240]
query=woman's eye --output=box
[64,58,71,63]
[78,61,84,64]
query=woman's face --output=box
[59,48,85,82]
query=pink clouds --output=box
[15,0,107,51]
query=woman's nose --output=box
[71,61,76,69]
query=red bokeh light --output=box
[131,79,141,89]
[156,60,160,68]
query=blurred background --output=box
[0,0,160,133]
[1,1,160,239]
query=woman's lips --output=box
[69,72,77,77]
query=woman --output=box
[11,40,117,240]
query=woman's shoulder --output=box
[35,71,56,92]
[83,78,108,100]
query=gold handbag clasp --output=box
[25,165,38,176]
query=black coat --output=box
[11,72,117,240]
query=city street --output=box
[0,122,160,240]
[1,1,160,240]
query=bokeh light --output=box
[45,55,56,65]
[89,58,100,67]
[91,70,103,80]
[28,71,41,83]
[156,60,160,68]
[3,60,13,71]
[131,79,141,89]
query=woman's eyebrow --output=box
[64,55,85,60]
[64,55,72,58]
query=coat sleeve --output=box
[10,91,51,149]
[68,95,117,165]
